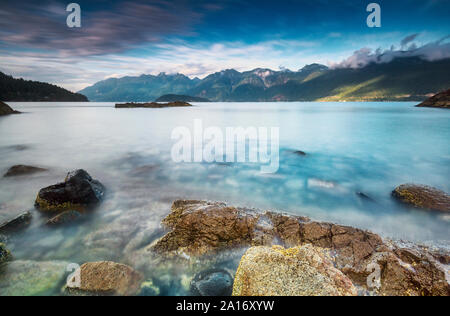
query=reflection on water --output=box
[0,102,449,295]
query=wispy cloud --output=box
[0,0,203,56]
[330,35,450,69]
[0,39,328,91]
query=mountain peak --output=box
[299,64,329,74]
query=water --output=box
[0,102,449,295]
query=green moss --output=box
[0,243,12,264]
[35,195,85,213]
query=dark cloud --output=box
[400,33,419,48]
[332,35,450,68]
[0,0,206,56]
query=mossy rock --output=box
[0,260,68,296]
[0,243,12,264]
[35,169,105,213]
[392,184,450,213]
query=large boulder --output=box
[4,165,47,177]
[233,245,357,296]
[0,260,68,296]
[151,200,450,296]
[0,243,12,264]
[0,101,20,116]
[392,184,450,213]
[417,89,450,109]
[0,211,32,234]
[35,170,105,213]
[66,261,143,296]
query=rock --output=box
[67,261,143,296]
[151,200,270,257]
[152,200,450,296]
[4,165,47,177]
[0,101,20,116]
[356,191,376,202]
[35,169,105,213]
[190,269,234,296]
[0,260,68,296]
[46,210,82,226]
[233,245,357,296]
[115,101,192,109]
[392,184,450,213]
[0,243,12,264]
[293,150,307,156]
[0,211,32,234]
[417,89,450,109]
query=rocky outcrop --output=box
[233,245,357,296]
[190,269,234,296]
[0,260,68,296]
[66,261,143,296]
[115,101,192,109]
[0,243,12,264]
[4,165,47,177]
[392,184,450,213]
[0,211,32,234]
[0,101,20,116]
[417,89,450,109]
[46,210,82,226]
[35,170,105,213]
[152,200,450,296]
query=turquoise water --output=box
[0,102,449,294]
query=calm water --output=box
[0,102,449,295]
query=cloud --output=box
[0,0,203,56]
[330,35,450,69]
[400,33,419,48]
[0,38,326,91]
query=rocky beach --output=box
[1,170,449,296]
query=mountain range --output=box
[79,57,450,102]
[0,72,88,102]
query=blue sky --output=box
[0,0,449,91]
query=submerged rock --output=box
[4,165,47,177]
[0,260,68,296]
[139,280,161,296]
[293,150,307,156]
[0,101,20,116]
[67,261,143,296]
[190,269,234,296]
[392,184,450,213]
[47,210,82,226]
[35,169,105,213]
[152,200,450,296]
[0,243,12,264]
[416,89,450,109]
[0,211,32,234]
[233,245,357,296]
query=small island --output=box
[156,94,210,103]
[417,89,450,109]
[0,101,20,116]
[115,101,192,109]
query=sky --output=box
[0,0,449,91]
